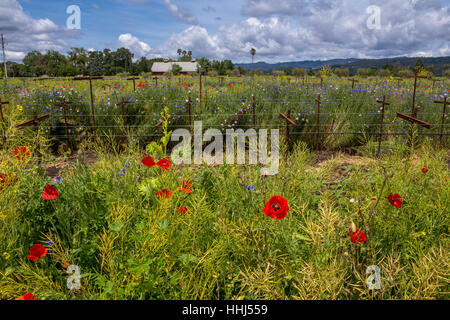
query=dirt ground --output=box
[41,150,98,177]
[38,149,448,178]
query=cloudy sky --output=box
[1,0,449,63]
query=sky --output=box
[0,0,449,63]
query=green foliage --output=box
[293,68,307,77]
[334,67,349,77]
[0,140,448,300]
[444,70,450,79]
[272,70,285,77]
[357,68,370,78]
[171,64,182,76]
[320,65,333,78]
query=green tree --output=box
[68,47,89,75]
[114,48,134,73]
[413,58,425,75]
[222,60,234,71]
[236,66,246,76]
[444,70,450,79]
[249,69,263,76]
[171,64,182,75]
[88,51,105,76]
[250,48,256,64]
[23,51,47,76]
[272,70,285,76]
[281,67,292,76]
[377,69,391,78]
[196,57,211,75]
[46,50,68,76]
[357,68,369,78]
[292,67,307,78]
[333,67,348,77]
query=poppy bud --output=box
[351,221,357,233]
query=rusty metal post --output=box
[252,95,256,129]
[118,97,131,146]
[73,77,103,135]
[88,78,97,135]
[376,95,390,157]
[199,72,202,109]
[55,100,73,149]
[434,97,449,147]
[315,94,321,153]
[187,97,192,132]
[127,77,139,92]
[348,78,358,89]
[286,109,291,155]
[407,75,427,118]
[279,112,296,158]
[0,97,8,145]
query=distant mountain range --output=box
[235,56,450,75]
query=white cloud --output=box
[0,0,77,62]
[118,33,152,58]
[124,1,449,64]
[164,0,198,25]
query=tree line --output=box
[2,49,449,79]
[266,59,450,78]
[1,47,249,78]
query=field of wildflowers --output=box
[0,76,448,300]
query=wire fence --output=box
[1,76,448,158]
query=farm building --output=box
[151,60,199,76]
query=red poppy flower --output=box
[15,293,40,300]
[27,244,47,262]
[371,197,376,201]
[13,146,30,161]
[421,168,429,174]
[157,189,173,199]
[177,206,189,214]
[388,193,403,208]
[263,196,289,220]
[0,173,18,191]
[156,158,172,171]
[41,184,59,200]
[349,228,367,246]
[179,181,193,193]
[142,156,156,168]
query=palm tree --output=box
[187,50,192,58]
[250,48,256,64]
[177,49,182,56]
[182,50,187,57]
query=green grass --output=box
[0,76,448,300]
[0,136,448,300]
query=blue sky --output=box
[2,0,450,63]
